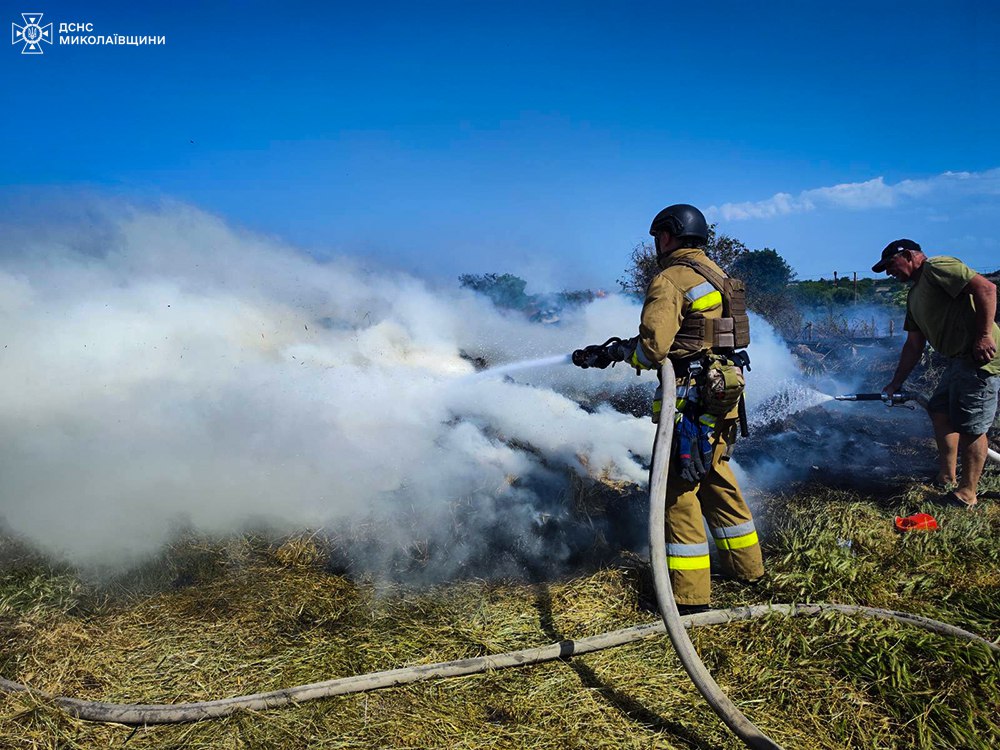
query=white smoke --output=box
[0,199,830,576]
[740,314,802,416]
[0,201,652,570]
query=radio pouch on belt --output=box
[702,353,746,417]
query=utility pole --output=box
[853,272,858,302]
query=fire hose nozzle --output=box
[835,392,915,408]
[571,337,626,369]
[570,347,594,368]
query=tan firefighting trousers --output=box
[663,419,764,605]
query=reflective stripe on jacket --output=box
[636,247,727,367]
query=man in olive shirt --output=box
[876,239,1000,509]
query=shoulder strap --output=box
[670,257,728,292]
[670,256,751,350]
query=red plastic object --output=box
[894,513,938,532]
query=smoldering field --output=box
[0,201,901,580]
[5,202,999,750]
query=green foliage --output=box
[616,241,658,296]
[554,289,597,306]
[459,273,598,320]
[729,248,797,295]
[704,225,749,273]
[791,277,904,309]
[459,273,532,310]
[617,225,750,297]
[831,287,854,305]
[728,248,801,335]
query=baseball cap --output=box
[872,239,921,273]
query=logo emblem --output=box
[12,12,52,54]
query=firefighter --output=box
[575,204,764,613]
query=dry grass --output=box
[2,469,999,750]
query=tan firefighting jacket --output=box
[632,247,730,367]
[628,247,741,422]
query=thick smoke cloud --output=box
[0,200,806,576]
[0,202,655,570]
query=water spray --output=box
[750,382,834,429]
[468,354,572,379]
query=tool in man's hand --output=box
[835,392,916,409]
[571,337,629,369]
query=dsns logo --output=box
[11,12,52,54]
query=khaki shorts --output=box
[928,359,1000,435]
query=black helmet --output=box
[649,204,708,245]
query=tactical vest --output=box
[670,258,750,355]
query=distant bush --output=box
[617,224,749,296]
[790,277,902,309]
[618,231,802,336]
[458,272,599,320]
[459,273,532,310]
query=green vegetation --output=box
[616,240,658,297]
[790,277,900,309]
[465,243,993,340]
[616,231,913,339]
[729,248,801,336]
[1,469,998,749]
[458,272,600,319]
[730,248,796,296]
[616,224,751,296]
[458,273,533,310]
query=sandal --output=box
[937,492,977,510]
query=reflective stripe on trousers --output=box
[711,519,759,550]
[663,419,764,605]
[667,542,710,571]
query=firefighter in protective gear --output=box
[637,204,763,610]
[579,203,764,612]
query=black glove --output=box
[572,337,626,369]
[606,339,631,364]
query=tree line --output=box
[615,226,927,336]
[459,228,997,338]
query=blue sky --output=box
[4,0,999,288]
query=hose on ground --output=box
[0,602,995,726]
